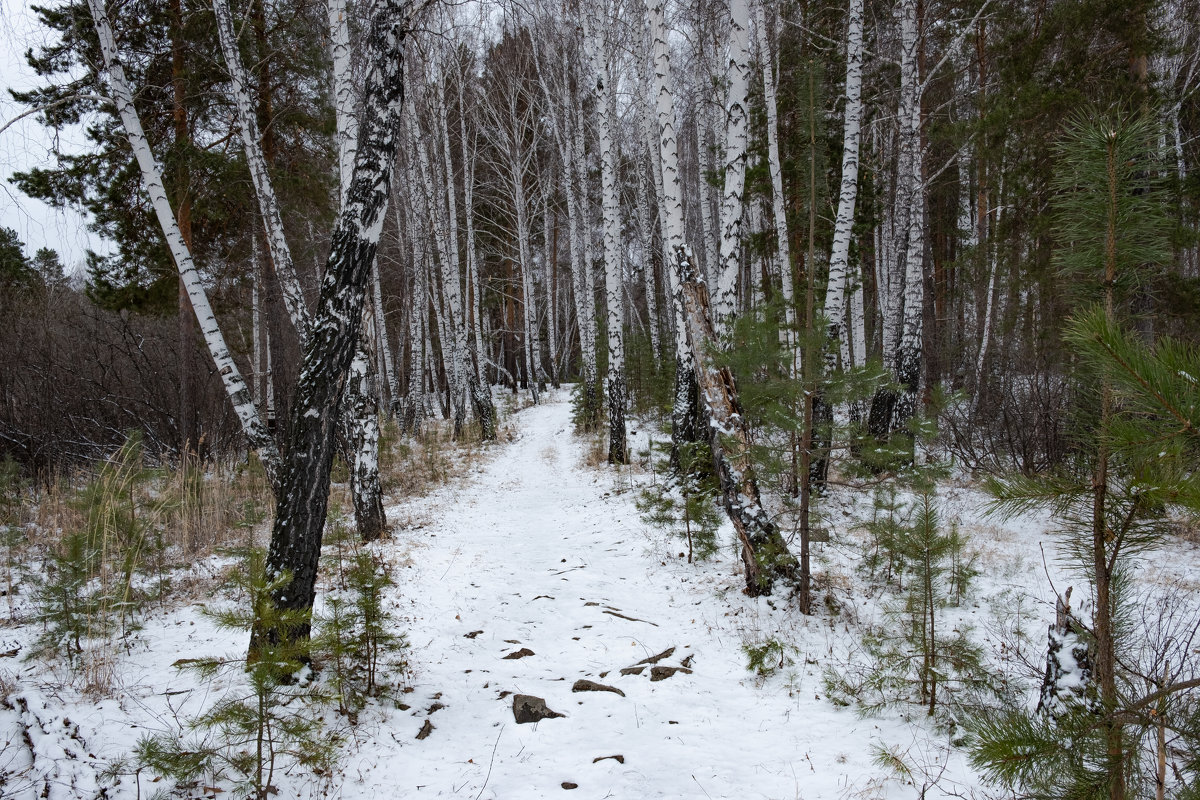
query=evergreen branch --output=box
[1069,310,1196,436]
[1105,493,1142,577]
[0,94,109,138]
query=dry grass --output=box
[377,417,495,501]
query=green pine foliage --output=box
[136,548,340,800]
[28,432,169,667]
[1066,308,1200,513]
[829,480,990,721]
[1052,110,1171,309]
[636,440,722,563]
[315,540,408,716]
[967,108,1195,800]
[743,638,795,679]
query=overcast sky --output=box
[1,0,106,274]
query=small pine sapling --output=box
[828,484,991,720]
[316,549,407,715]
[861,483,909,587]
[636,440,722,562]
[29,433,168,668]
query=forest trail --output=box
[350,390,910,799]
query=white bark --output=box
[372,259,398,411]
[86,0,280,484]
[648,0,690,344]
[824,0,864,370]
[454,66,486,380]
[436,70,475,427]
[892,0,925,429]
[541,173,559,384]
[698,104,721,290]
[753,0,793,337]
[409,105,465,418]
[585,4,626,461]
[329,0,357,209]
[713,0,753,335]
[251,230,263,410]
[648,0,704,455]
[571,99,599,392]
[634,147,661,357]
[211,0,309,334]
[972,176,1003,415]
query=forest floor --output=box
[4,389,1200,799]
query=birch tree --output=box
[824,0,864,372]
[259,0,410,647]
[712,0,753,335]
[646,0,797,595]
[213,0,386,540]
[753,0,794,342]
[585,1,628,464]
[84,0,281,486]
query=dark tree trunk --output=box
[468,371,496,440]
[256,0,408,654]
[607,374,627,464]
[669,359,701,471]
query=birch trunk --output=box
[586,8,627,463]
[86,0,280,486]
[676,251,799,596]
[868,0,923,441]
[455,69,486,381]
[753,0,794,340]
[634,148,662,358]
[891,0,926,433]
[712,0,753,335]
[403,218,428,435]
[372,261,399,414]
[260,0,409,649]
[436,72,493,436]
[824,0,864,370]
[648,0,701,459]
[217,0,385,540]
[542,177,560,387]
[698,106,720,291]
[571,100,599,415]
[328,0,385,540]
[410,107,465,425]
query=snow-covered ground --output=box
[3,389,1199,799]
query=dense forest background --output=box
[1,0,1195,480]
[2,1,1200,797]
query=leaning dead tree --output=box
[676,251,799,596]
[642,0,796,596]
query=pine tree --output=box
[969,108,1182,800]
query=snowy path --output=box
[347,392,916,799]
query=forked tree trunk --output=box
[259,0,409,650]
[216,0,387,540]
